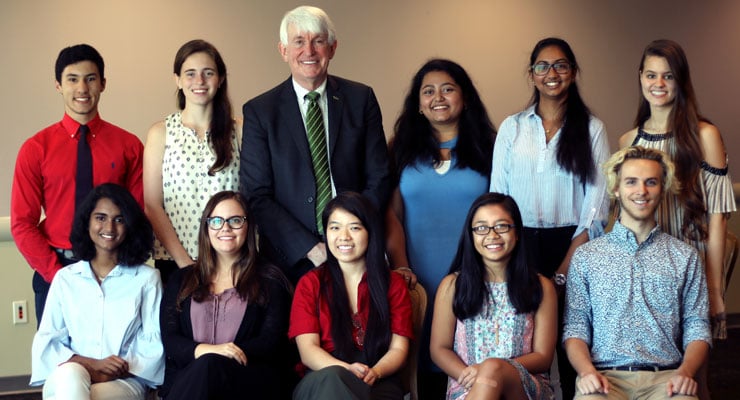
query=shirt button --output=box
[307,196,314,203]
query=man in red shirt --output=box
[11,44,144,324]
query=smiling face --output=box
[279,23,337,91]
[419,70,464,131]
[89,197,126,257]
[325,207,369,269]
[207,199,248,257]
[471,204,518,268]
[640,55,677,110]
[531,45,574,101]
[176,51,222,107]
[615,158,663,228]
[55,60,105,124]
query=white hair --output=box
[279,5,337,45]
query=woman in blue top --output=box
[386,58,495,399]
[490,37,609,400]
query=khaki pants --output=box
[574,369,697,400]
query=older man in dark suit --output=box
[241,5,391,284]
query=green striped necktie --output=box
[305,91,331,234]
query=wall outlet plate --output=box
[12,300,28,324]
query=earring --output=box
[419,110,423,114]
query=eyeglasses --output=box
[207,216,247,230]
[531,62,572,76]
[471,224,515,236]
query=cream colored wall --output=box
[0,217,35,376]
[2,0,740,378]
[1,0,740,215]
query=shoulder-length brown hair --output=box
[176,191,280,307]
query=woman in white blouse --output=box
[31,183,164,399]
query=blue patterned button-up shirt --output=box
[563,221,710,369]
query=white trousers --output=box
[42,362,147,400]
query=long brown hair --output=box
[173,39,235,176]
[176,191,279,307]
[527,37,596,185]
[634,39,707,241]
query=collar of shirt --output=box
[60,113,103,139]
[523,104,538,120]
[523,104,569,125]
[67,260,138,279]
[611,220,662,252]
[292,78,328,121]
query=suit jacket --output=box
[159,266,292,396]
[241,75,391,270]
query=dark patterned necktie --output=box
[75,124,92,213]
[305,91,331,234]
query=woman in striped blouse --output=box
[490,37,610,400]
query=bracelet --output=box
[371,366,383,379]
[395,267,413,273]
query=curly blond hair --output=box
[603,146,680,200]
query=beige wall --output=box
[2,0,740,378]
[0,217,35,377]
[1,0,740,214]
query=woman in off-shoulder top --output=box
[619,39,736,341]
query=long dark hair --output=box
[634,39,707,241]
[449,193,542,319]
[173,39,235,176]
[177,191,285,307]
[320,192,391,365]
[70,183,153,266]
[390,59,495,180]
[528,37,596,184]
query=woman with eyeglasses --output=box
[489,37,609,399]
[430,193,557,400]
[159,191,292,399]
[619,40,735,341]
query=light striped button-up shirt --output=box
[490,106,610,238]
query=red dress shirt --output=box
[11,113,144,282]
[289,267,413,354]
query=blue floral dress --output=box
[448,282,553,400]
